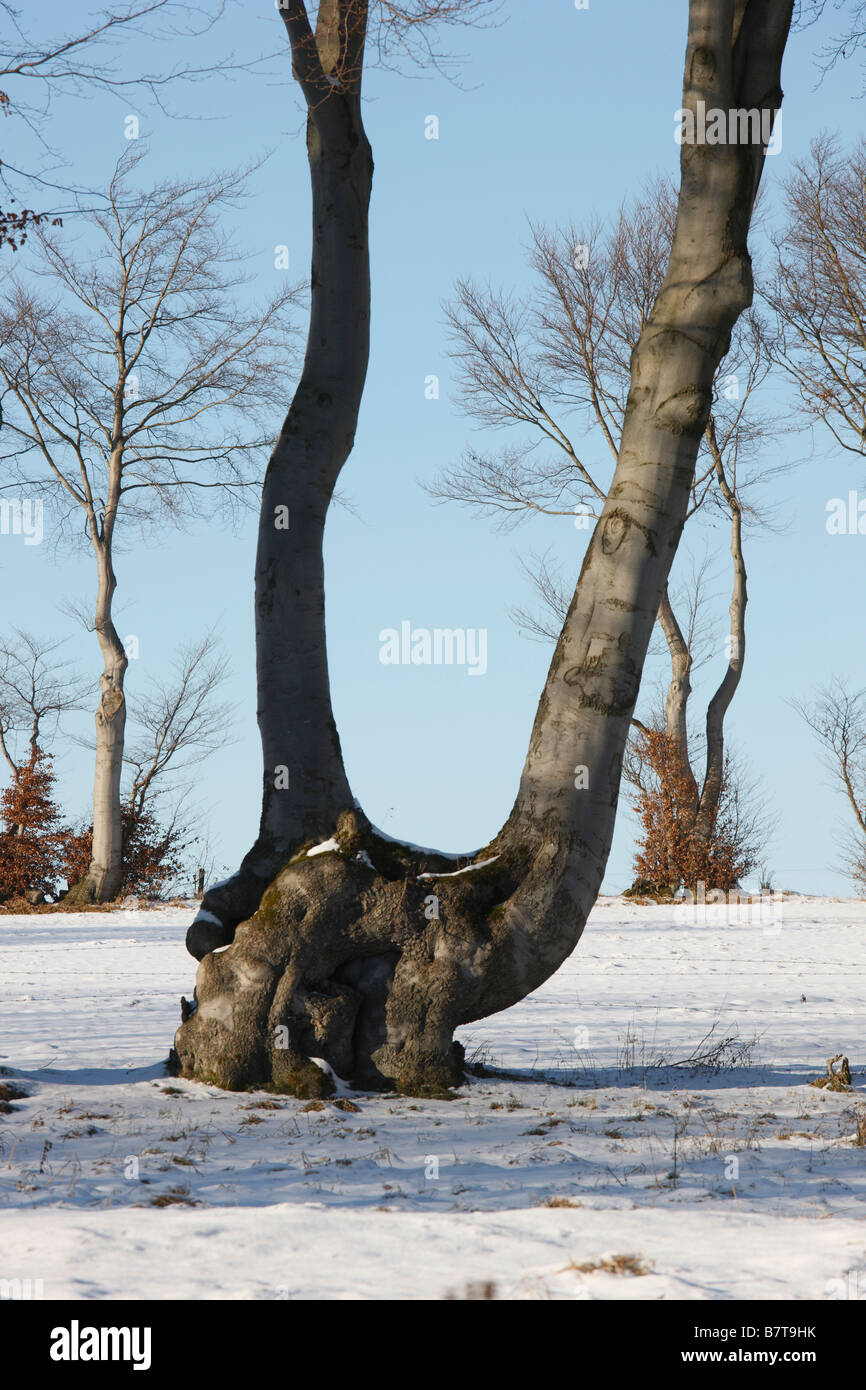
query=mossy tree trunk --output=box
[174,0,794,1097]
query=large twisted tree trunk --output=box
[173,0,793,1097]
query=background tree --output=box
[0,628,228,898]
[763,131,866,893]
[0,745,69,903]
[0,148,300,902]
[0,629,88,805]
[173,0,794,1099]
[795,680,866,892]
[65,633,233,899]
[0,631,86,902]
[765,133,866,456]
[626,725,768,894]
[61,804,189,900]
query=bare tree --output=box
[764,133,866,457]
[0,629,88,795]
[173,0,793,1099]
[0,148,301,901]
[795,680,866,891]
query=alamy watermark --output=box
[826,1269,866,1300]
[826,491,866,535]
[50,1321,151,1371]
[379,621,487,676]
[0,497,43,545]
[675,101,782,156]
[680,881,783,933]
[0,1277,44,1299]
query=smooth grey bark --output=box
[657,583,699,812]
[66,460,127,904]
[186,0,370,955]
[692,418,747,846]
[85,549,127,899]
[174,0,793,1097]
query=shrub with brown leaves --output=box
[628,725,761,895]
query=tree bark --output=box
[173,0,793,1097]
[657,584,699,813]
[66,541,128,903]
[186,0,371,957]
[692,417,747,846]
[66,447,127,904]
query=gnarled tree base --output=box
[171,810,524,1098]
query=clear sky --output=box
[3,0,865,896]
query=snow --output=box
[365,821,469,860]
[1,895,865,1300]
[417,855,500,879]
[203,875,234,894]
[306,838,340,857]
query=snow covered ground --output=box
[1,894,865,1300]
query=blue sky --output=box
[3,0,865,895]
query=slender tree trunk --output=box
[0,732,24,836]
[657,585,699,807]
[67,537,128,903]
[174,0,793,1096]
[692,420,747,846]
[627,584,701,894]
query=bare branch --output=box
[763,134,866,457]
[122,633,235,824]
[0,628,89,770]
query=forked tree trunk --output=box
[651,415,750,871]
[692,420,747,846]
[650,453,746,873]
[173,0,793,1097]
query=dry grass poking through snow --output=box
[1,896,865,1299]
